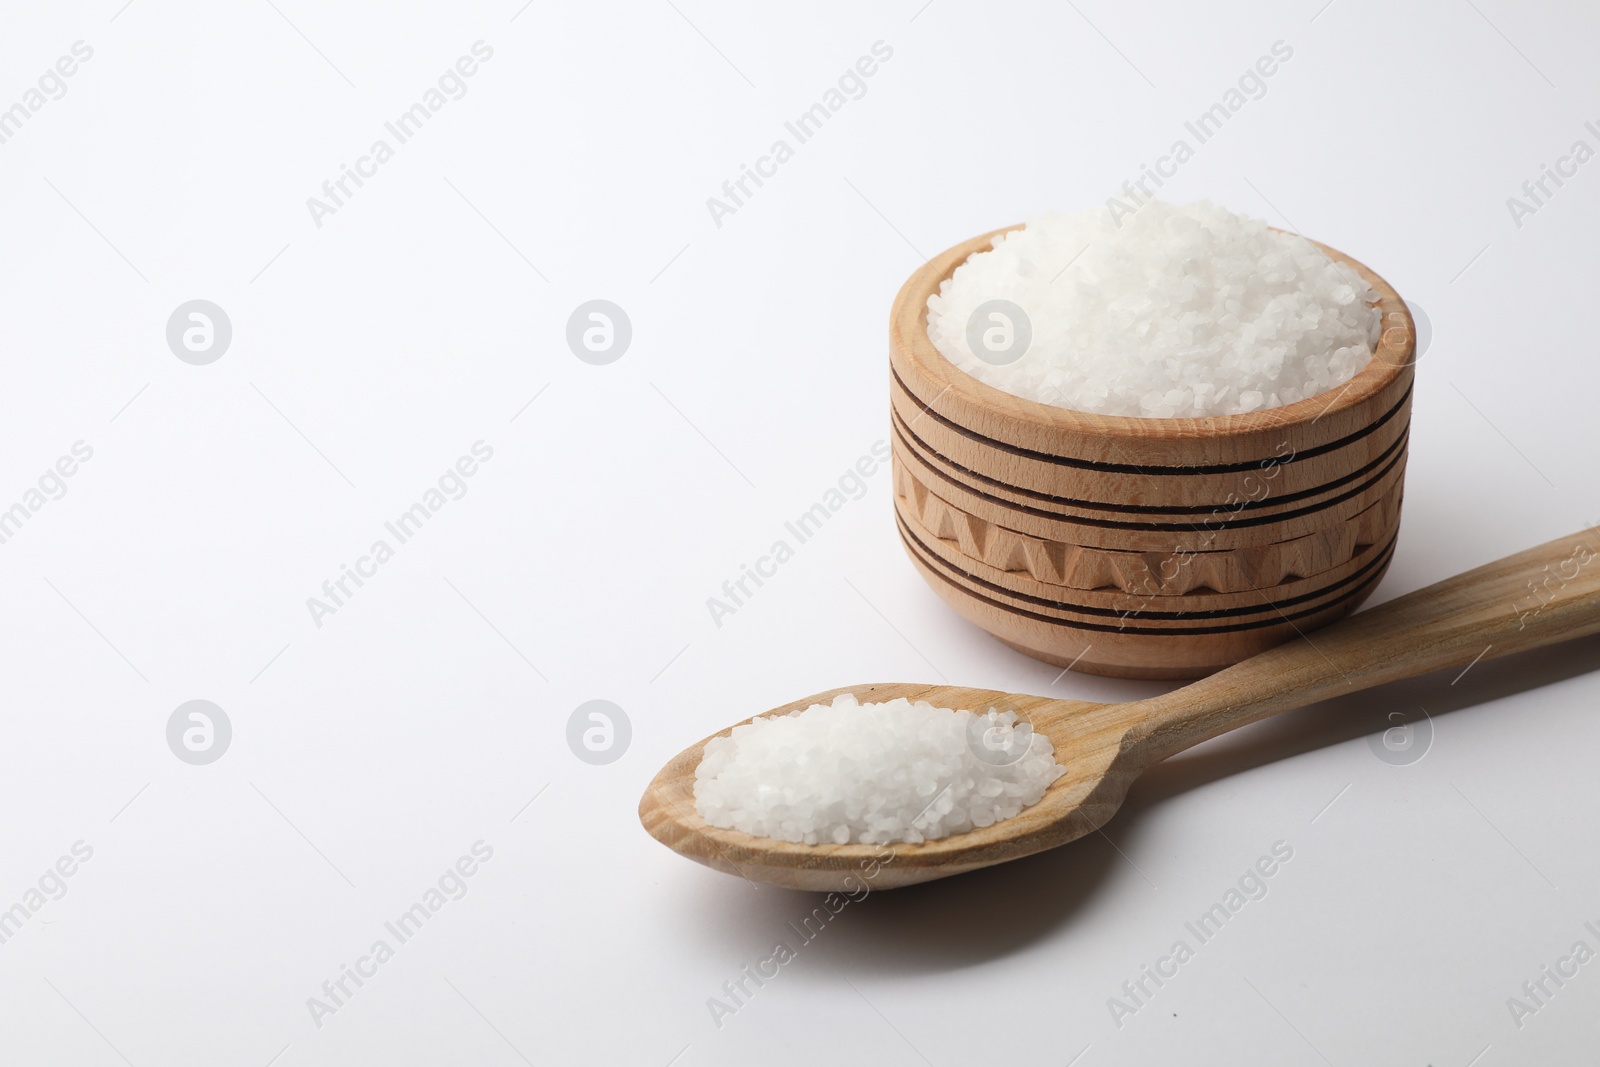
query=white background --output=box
[1,1,1597,1064]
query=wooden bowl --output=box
[889,226,1417,680]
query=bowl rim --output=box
[891,224,1416,441]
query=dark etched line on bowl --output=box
[889,365,1412,476]
[892,405,1409,517]
[893,424,1407,534]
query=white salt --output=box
[693,693,1067,846]
[925,200,1382,418]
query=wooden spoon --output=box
[640,529,1600,891]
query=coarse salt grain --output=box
[693,693,1067,846]
[925,200,1382,418]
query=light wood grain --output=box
[888,225,1416,677]
[640,529,1600,890]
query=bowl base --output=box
[994,638,1228,680]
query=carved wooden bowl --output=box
[889,226,1416,679]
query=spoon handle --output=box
[1133,528,1600,762]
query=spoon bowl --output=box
[639,683,1125,891]
[641,529,1600,891]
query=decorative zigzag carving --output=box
[895,461,1401,595]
